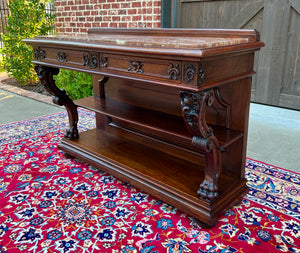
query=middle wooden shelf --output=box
[75,96,243,152]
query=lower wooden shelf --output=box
[58,127,248,225]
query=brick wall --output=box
[54,0,162,36]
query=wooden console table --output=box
[24,28,264,226]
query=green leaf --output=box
[1,0,55,85]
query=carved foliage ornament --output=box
[82,54,90,66]
[34,47,46,60]
[100,56,108,68]
[180,90,214,139]
[180,91,201,134]
[168,63,180,80]
[128,61,144,73]
[34,48,39,60]
[57,52,67,62]
[198,64,205,85]
[82,53,100,69]
[184,64,196,84]
[90,54,98,69]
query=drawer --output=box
[99,54,182,83]
[33,47,99,70]
[34,47,205,89]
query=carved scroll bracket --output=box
[34,64,79,140]
[180,89,214,138]
[180,89,221,202]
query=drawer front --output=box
[34,47,97,70]
[34,47,182,83]
[34,47,204,89]
[100,54,182,83]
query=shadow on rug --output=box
[0,109,299,252]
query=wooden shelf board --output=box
[64,128,243,196]
[59,128,247,219]
[75,96,243,150]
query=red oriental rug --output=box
[0,109,299,253]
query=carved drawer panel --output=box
[34,47,99,70]
[100,54,182,83]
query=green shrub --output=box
[1,0,55,84]
[54,69,93,100]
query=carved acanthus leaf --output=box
[128,61,144,73]
[168,63,180,80]
[184,64,196,84]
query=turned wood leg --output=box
[180,89,221,202]
[35,64,79,140]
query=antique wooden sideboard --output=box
[24,28,264,226]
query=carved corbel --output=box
[34,64,79,140]
[180,89,221,202]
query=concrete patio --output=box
[1,75,299,173]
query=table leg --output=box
[180,89,221,202]
[34,64,79,140]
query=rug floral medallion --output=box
[0,109,299,253]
